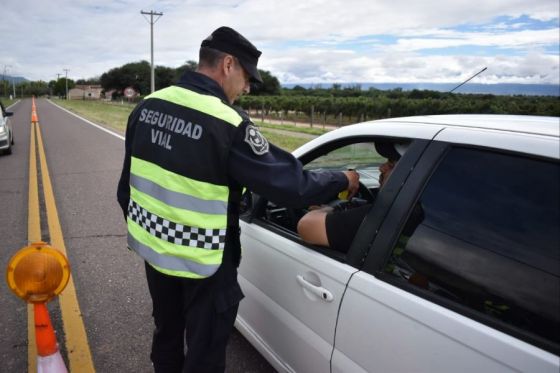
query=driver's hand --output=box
[342,170,360,199]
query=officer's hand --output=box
[342,170,360,199]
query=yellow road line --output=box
[27,121,41,257]
[27,121,39,373]
[35,121,96,372]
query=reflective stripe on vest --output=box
[146,85,243,126]
[128,227,220,278]
[130,174,227,215]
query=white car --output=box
[236,115,560,373]
[0,101,14,155]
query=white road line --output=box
[47,99,125,141]
[6,100,21,109]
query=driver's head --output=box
[375,141,408,187]
[379,159,397,186]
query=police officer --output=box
[117,26,359,373]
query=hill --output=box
[283,83,560,97]
[0,75,28,84]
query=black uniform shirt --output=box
[117,71,347,215]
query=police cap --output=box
[201,26,263,84]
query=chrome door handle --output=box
[296,275,334,302]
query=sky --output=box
[1,0,559,85]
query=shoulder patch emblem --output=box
[244,125,269,155]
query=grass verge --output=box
[53,99,313,151]
[255,121,329,136]
[53,99,133,133]
[1,98,18,108]
[260,129,310,152]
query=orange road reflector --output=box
[6,242,71,303]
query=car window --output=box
[251,139,413,264]
[257,141,382,237]
[383,147,560,348]
[304,142,385,189]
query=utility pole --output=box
[141,10,163,93]
[55,73,61,97]
[2,64,11,98]
[63,69,69,100]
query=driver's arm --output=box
[299,203,372,252]
[297,206,333,246]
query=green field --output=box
[1,98,18,108]
[53,99,318,152]
[260,128,310,151]
[53,99,133,133]
[256,122,328,136]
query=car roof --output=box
[377,114,560,138]
[293,114,559,158]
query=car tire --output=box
[5,146,11,155]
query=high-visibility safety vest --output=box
[126,85,244,279]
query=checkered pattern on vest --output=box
[128,200,226,250]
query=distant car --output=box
[236,115,560,373]
[0,101,14,155]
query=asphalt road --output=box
[0,98,275,373]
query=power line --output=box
[141,10,163,93]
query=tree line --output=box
[97,61,558,119]
[0,60,281,99]
[98,61,280,98]
[2,61,558,120]
[239,86,560,124]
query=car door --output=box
[237,136,428,372]
[237,140,381,372]
[238,220,357,372]
[333,130,560,372]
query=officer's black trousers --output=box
[144,261,242,373]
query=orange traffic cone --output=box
[31,110,39,124]
[31,97,38,123]
[34,303,68,373]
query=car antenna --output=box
[449,67,487,93]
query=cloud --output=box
[0,0,558,85]
[391,29,559,52]
[265,47,559,84]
